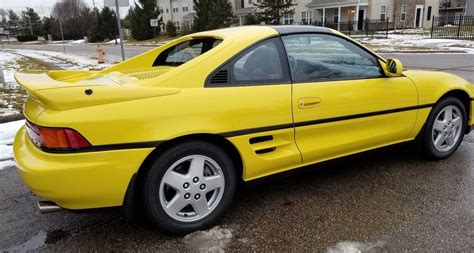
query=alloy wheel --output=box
[431,105,463,152]
[159,155,225,222]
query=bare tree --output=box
[50,0,94,40]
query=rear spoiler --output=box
[15,71,180,111]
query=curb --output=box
[375,50,467,54]
[0,114,25,123]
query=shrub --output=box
[16,35,38,42]
[166,20,177,37]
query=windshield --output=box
[153,38,222,67]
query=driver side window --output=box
[281,34,383,82]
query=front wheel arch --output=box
[417,89,472,139]
[435,90,471,132]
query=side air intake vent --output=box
[209,70,228,85]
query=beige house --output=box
[158,0,439,33]
[158,0,241,31]
[306,0,440,30]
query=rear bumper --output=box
[13,127,153,210]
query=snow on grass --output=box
[0,51,21,88]
[1,49,112,116]
[0,120,24,170]
[11,49,111,70]
[356,33,474,53]
[184,226,234,253]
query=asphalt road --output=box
[1,44,474,252]
[1,135,473,252]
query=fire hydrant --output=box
[97,45,105,64]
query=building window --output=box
[166,8,169,13]
[175,21,181,31]
[309,10,312,24]
[284,14,294,25]
[301,11,307,24]
[400,5,407,21]
[427,6,432,20]
[380,5,386,21]
[334,9,339,23]
[182,6,188,12]
[248,0,252,4]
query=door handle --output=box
[298,97,321,109]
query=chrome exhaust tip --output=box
[38,200,62,214]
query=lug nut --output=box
[184,193,191,199]
[183,182,189,189]
[194,194,201,200]
[200,184,206,190]
[193,177,199,183]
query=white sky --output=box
[0,0,137,17]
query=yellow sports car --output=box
[13,26,474,233]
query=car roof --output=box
[190,25,335,41]
[270,25,334,35]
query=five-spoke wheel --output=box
[159,155,225,222]
[142,141,236,234]
[423,97,467,159]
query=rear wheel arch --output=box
[123,133,244,220]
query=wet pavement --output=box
[1,132,473,252]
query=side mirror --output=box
[384,58,404,77]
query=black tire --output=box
[422,97,467,160]
[142,140,236,234]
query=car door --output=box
[280,33,418,164]
[206,37,301,180]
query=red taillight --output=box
[26,121,91,151]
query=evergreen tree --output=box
[19,7,43,36]
[254,0,295,25]
[41,16,52,39]
[88,7,118,42]
[7,10,20,27]
[128,0,161,40]
[193,0,233,32]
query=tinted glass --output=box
[281,34,382,82]
[153,38,221,67]
[233,40,283,82]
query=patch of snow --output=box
[0,120,24,170]
[70,39,85,44]
[0,51,20,88]
[11,49,106,70]
[326,241,386,253]
[106,38,127,44]
[356,33,474,53]
[184,226,234,253]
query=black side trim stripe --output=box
[223,103,434,138]
[294,104,434,128]
[221,124,294,138]
[41,141,162,154]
